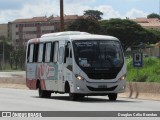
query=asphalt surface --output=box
[0,88,159,120]
[0,88,160,111]
[0,72,160,120]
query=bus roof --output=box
[41,31,90,38]
[41,31,119,41]
[68,34,119,41]
[28,31,119,43]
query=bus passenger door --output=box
[58,46,65,92]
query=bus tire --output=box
[77,94,85,99]
[108,93,117,101]
[38,85,51,98]
[69,93,78,101]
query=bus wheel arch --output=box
[38,80,51,98]
[36,80,40,89]
[108,93,117,101]
[65,81,77,101]
[65,81,70,93]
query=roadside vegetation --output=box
[126,57,160,83]
[0,63,22,72]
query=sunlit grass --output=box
[0,64,22,72]
[127,57,160,83]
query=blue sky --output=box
[0,0,159,23]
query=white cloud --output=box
[0,0,96,23]
[125,8,148,18]
[0,0,148,23]
[94,5,121,19]
[64,2,91,15]
[0,0,60,23]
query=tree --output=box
[100,19,158,50]
[147,29,160,43]
[0,36,13,69]
[18,48,26,70]
[147,13,160,19]
[9,48,25,70]
[67,18,159,51]
[66,18,102,34]
[84,10,103,20]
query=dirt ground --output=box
[0,83,27,89]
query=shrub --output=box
[126,57,160,83]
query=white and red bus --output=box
[26,31,126,101]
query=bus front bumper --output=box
[70,79,126,95]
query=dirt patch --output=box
[119,92,160,101]
[0,73,26,89]
[0,76,26,84]
[0,83,28,89]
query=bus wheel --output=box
[108,93,117,101]
[69,93,78,101]
[38,85,51,98]
[78,94,85,99]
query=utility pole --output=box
[2,39,4,70]
[60,0,64,31]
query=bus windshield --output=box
[73,40,124,69]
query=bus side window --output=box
[45,42,52,62]
[53,42,59,62]
[28,44,34,63]
[50,42,54,62]
[34,44,39,62]
[38,43,44,62]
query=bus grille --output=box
[87,73,117,79]
[87,85,117,91]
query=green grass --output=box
[0,64,22,72]
[127,57,160,83]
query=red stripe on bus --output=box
[26,79,37,89]
[40,80,46,90]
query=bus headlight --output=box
[119,75,126,80]
[75,74,84,81]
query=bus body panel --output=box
[26,63,37,89]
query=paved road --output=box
[0,88,159,120]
